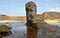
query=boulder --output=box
[0,25,12,37]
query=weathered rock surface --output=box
[37,22,60,38]
[43,12,60,19]
[0,25,12,37]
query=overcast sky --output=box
[0,0,60,16]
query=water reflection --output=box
[3,22,27,38]
[2,22,60,38]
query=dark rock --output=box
[0,25,12,37]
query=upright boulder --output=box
[26,1,37,27]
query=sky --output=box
[0,0,60,16]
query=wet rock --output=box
[0,25,12,37]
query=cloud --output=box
[46,8,60,12]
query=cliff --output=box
[32,12,60,24]
[43,12,60,20]
[0,12,60,22]
[0,15,26,22]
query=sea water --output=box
[2,22,60,38]
[3,22,27,38]
[51,23,60,27]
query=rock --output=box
[0,35,2,38]
[0,25,12,37]
[26,1,37,28]
[56,36,60,38]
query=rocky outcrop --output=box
[0,25,12,37]
[26,1,37,26]
[32,12,60,24]
[7,16,26,22]
[0,12,60,22]
[43,12,60,19]
[0,14,26,22]
[26,2,37,38]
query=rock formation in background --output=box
[43,12,60,19]
[0,12,60,23]
[0,15,26,22]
